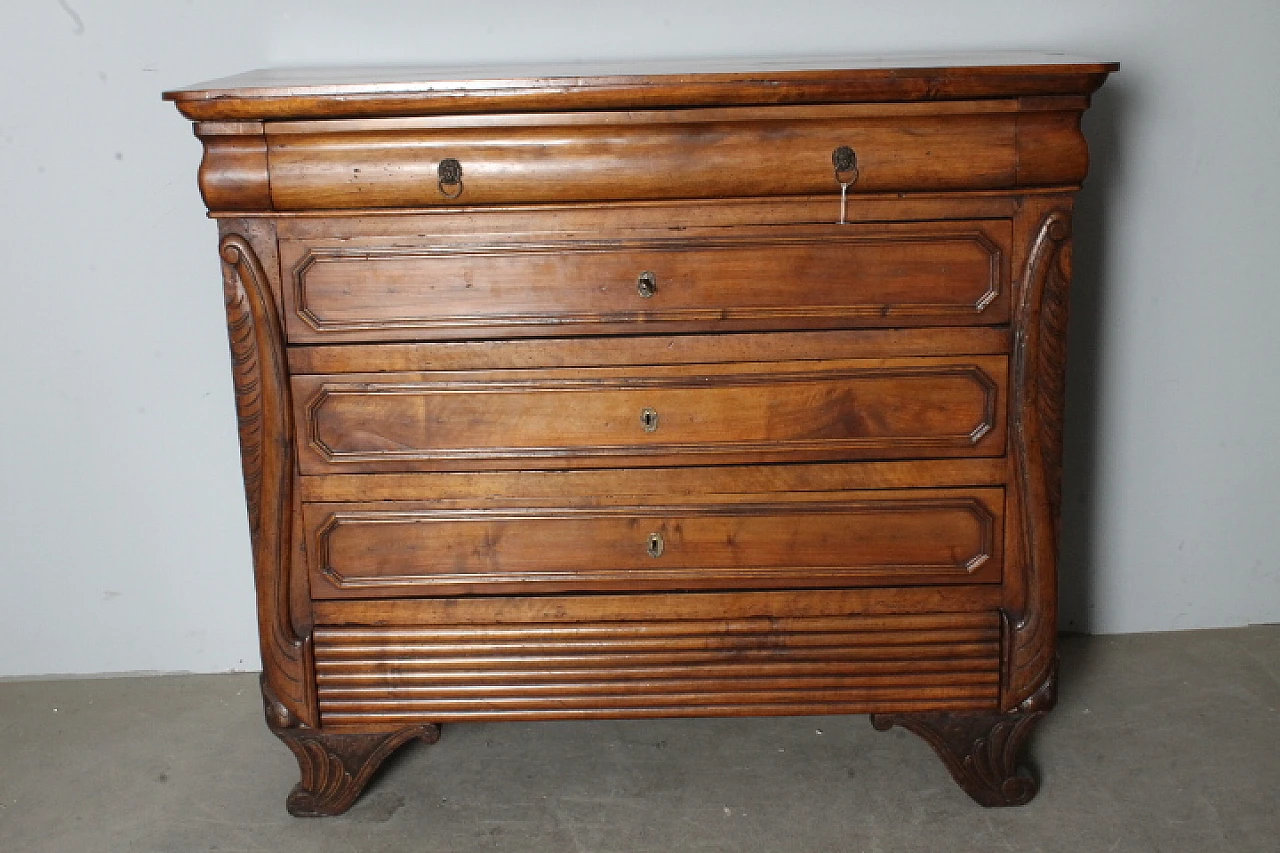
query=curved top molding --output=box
[164,53,1118,121]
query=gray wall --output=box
[2,1,1277,676]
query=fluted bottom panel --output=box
[314,611,1001,727]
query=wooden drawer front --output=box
[312,611,1002,726]
[266,106,1020,210]
[281,221,1010,343]
[304,488,1003,597]
[294,356,1007,473]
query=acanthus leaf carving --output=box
[220,232,309,721]
[279,727,442,818]
[261,674,440,817]
[871,662,1057,807]
[1007,209,1073,706]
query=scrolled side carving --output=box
[871,663,1057,807]
[220,233,308,721]
[1006,210,1073,706]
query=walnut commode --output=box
[165,54,1115,815]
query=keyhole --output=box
[637,271,657,298]
[646,532,664,558]
[641,407,659,432]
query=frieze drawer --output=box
[262,104,1044,210]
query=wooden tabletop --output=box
[165,52,1118,121]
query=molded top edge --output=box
[164,52,1118,121]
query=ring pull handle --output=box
[437,158,464,199]
[832,146,859,225]
[646,532,665,558]
[637,270,657,298]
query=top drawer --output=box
[264,103,1033,209]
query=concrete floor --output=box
[1,628,1277,853]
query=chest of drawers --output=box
[165,54,1115,815]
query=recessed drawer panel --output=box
[265,104,1023,211]
[292,356,1007,473]
[279,221,1011,342]
[304,488,1003,597]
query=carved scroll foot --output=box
[275,725,440,817]
[262,678,440,817]
[871,668,1056,807]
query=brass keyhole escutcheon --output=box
[646,532,665,558]
[641,407,659,432]
[637,270,657,298]
[832,145,858,177]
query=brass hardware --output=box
[640,407,659,432]
[646,532,665,558]
[637,270,657,298]
[437,158,463,198]
[832,145,858,175]
[832,146,859,225]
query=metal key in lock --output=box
[832,146,859,225]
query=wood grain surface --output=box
[303,487,1004,596]
[165,53,1116,120]
[167,56,1114,813]
[313,610,1003,726]
[292,356,1006,473]
[280,220,1011,341]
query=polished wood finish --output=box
[280,219,1011,341]
[264,674,441,817]
[186,102,1091,213]
[871,662,1056,807]
[298,459,1009,503]
[276,195,1024,234]
[1003,199,1075,707]
[164,53,1117,120]
[303,488,1004,596]
[293,356,1007,473]
[310,586,1006,626]
[219,227,312,727]
[196,123,271,212]
[313,611,1003,726]
[288,327,1012,374]
[168,56,1112,815]
[264,106,1025,209]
